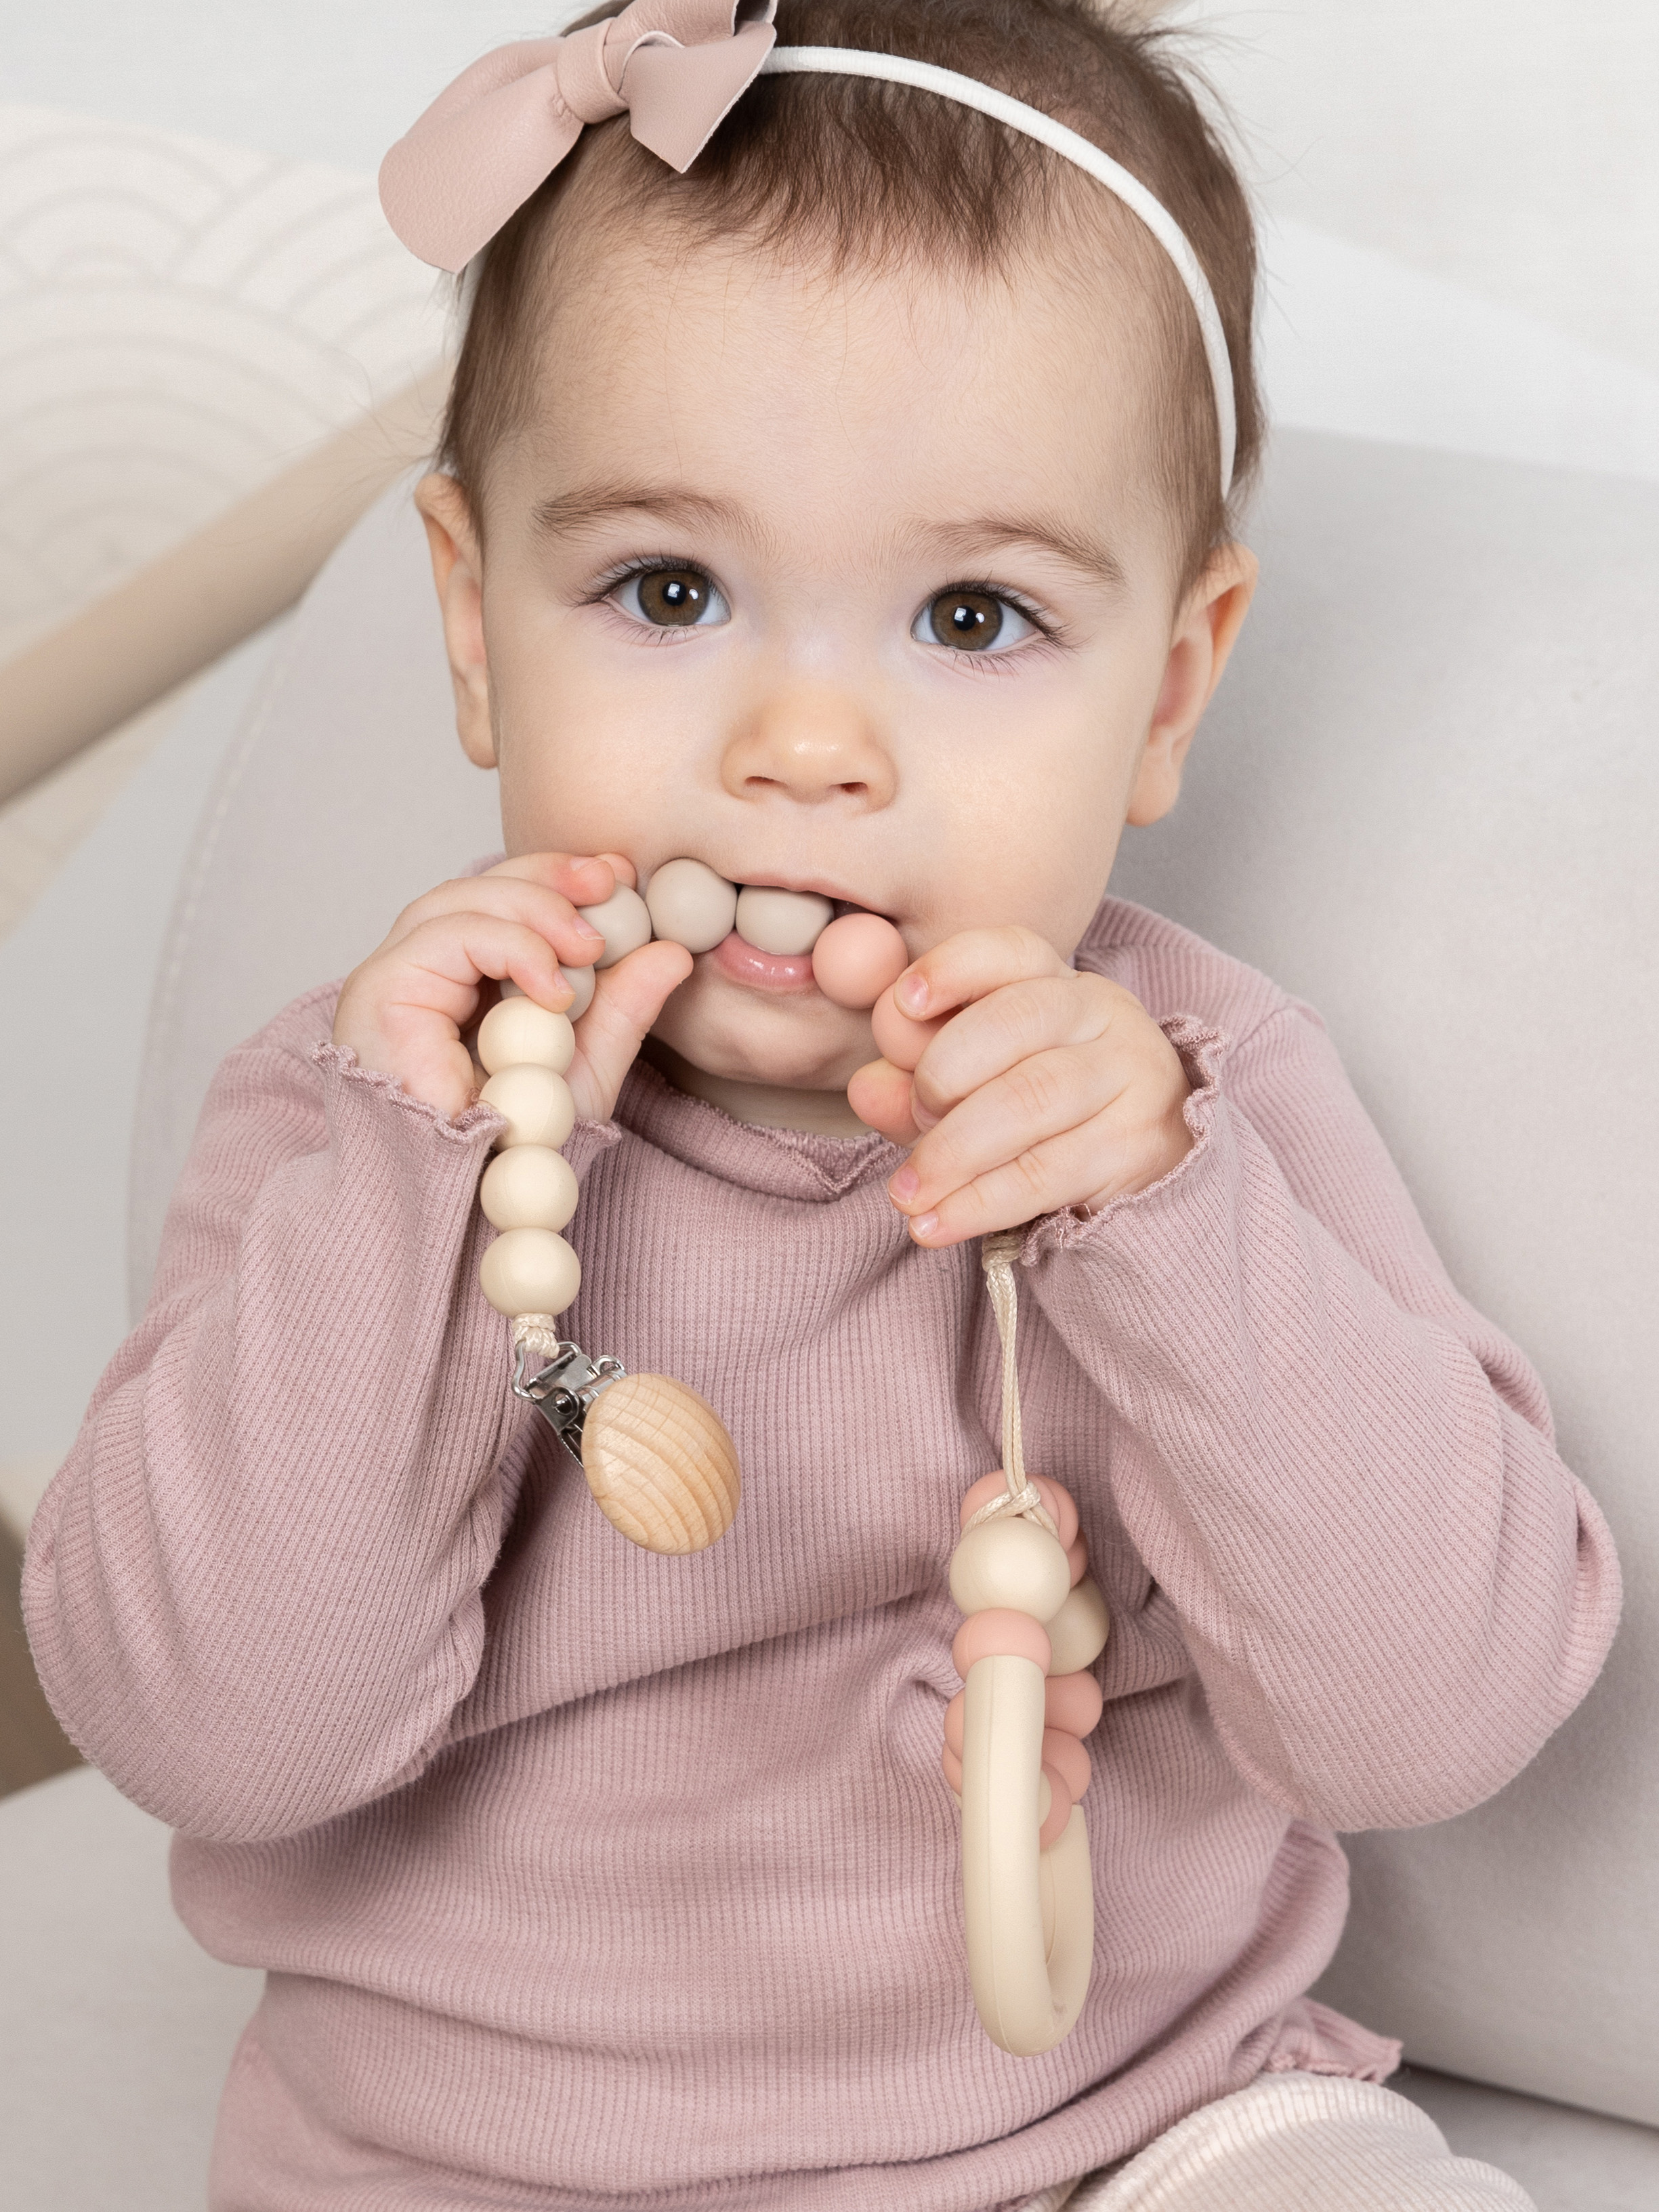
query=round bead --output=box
[810,911,909,1010]
[942,1742,964,1795]
[733,884,834,956]
[943,1690,965,1758]
[1038,1767,1072,1850]
[1066,1535,1089,1587]
[1042,1728,1091,1802]
[952,1610,1052,1679]
[480,1144,579,1232]
[478,998,575,1076]
[561,964,597,1018]
[1044,1671,1104,1738]
[1045,1577,1110,1675]
[949,1517,1071,1623]
[956,1472,1078,1551]
[480,1064,576,1150]
[478,1227,581,1318]
[646,857,738,953]
[576,885,653,969]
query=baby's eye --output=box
[612,566,730,629]
[912,587,1038,654]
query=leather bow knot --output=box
[380,0,779,272]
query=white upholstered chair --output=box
[3,431,1657,2208]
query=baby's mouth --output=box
[642,860,909,1009]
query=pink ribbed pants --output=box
[1022,2074,1537,2211]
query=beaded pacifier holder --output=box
[474,859,908,1555]
[473,862,1107,2053]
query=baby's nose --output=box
[720,684,896,810]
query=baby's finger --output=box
[892,1046,1122,1219]
[910,974,1109,1126]
[381,870,608,969]
[565,939,694,1121]
[392,913,579,1016]
[845,1057,922,1144]
[891,925,1068,1024]
[898,1112,1133,1247]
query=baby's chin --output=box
[647,963,878,1098]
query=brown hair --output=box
[440,0,1262,591]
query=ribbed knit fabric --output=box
[24,897,1618,2212]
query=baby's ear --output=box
[1127,542,1257,826]
[414,472,496,769]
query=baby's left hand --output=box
[847,928,1192,1247]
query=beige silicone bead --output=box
[645,857,738,953]
[560,965,597,1018]
[478,1228,581,1317]
[949,1518,1072,1624]
[477,998,576,1077]
[733,884,834,956]
[576,885,652,969]
[480,1064,576,1150]
[1045,1577,1110,1674]
[480,1144,579,1232]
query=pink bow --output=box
[379,0,779,272]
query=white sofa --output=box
[4,427,1658,2207]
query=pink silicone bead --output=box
[942,1742,964,1794]
[1042,1728,1091,1802]
[1067,1535,1089,1586]
[1045,1671,1104,1738]
[1038,1766,1072,1849]
[811,912,910,1010]
[943,1691,965,1759]
[952,1610,1051,1679]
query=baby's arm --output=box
[23,854,687,1843]
[860,934,1621,1829]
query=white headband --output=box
[762,47,1237,497]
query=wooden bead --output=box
[952,1609,1051,1678]
[949,1517,1071,1623]
[480,1064,575,1150]
[1045,1577,1110,1675]
[733,884,834,955]
[811,912,908,1010]
[576,885,652,969]
[479,1227,581,1318]
[480,1144,579,1232]
[1044,1670,1104,1738]
[478,998,575,1077]
[645,857,738,953]
[581,1373,740,1554]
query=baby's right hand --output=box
[333,852,693,1120]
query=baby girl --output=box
[24,2,1620,2208]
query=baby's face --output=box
[429,221,1248,1110]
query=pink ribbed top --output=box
[24,897,1618,2212]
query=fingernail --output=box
[574,922,604,944]
[898,973,929,1015]
[889,1165,919,1202]
[910,1212,939,1242]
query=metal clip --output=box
[511,1339,627,1465]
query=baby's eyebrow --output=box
[909,517,1129,593]
[530,481,778,552]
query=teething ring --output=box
[946,1236,1111,2056]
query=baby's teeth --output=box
[734,885,835,957]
